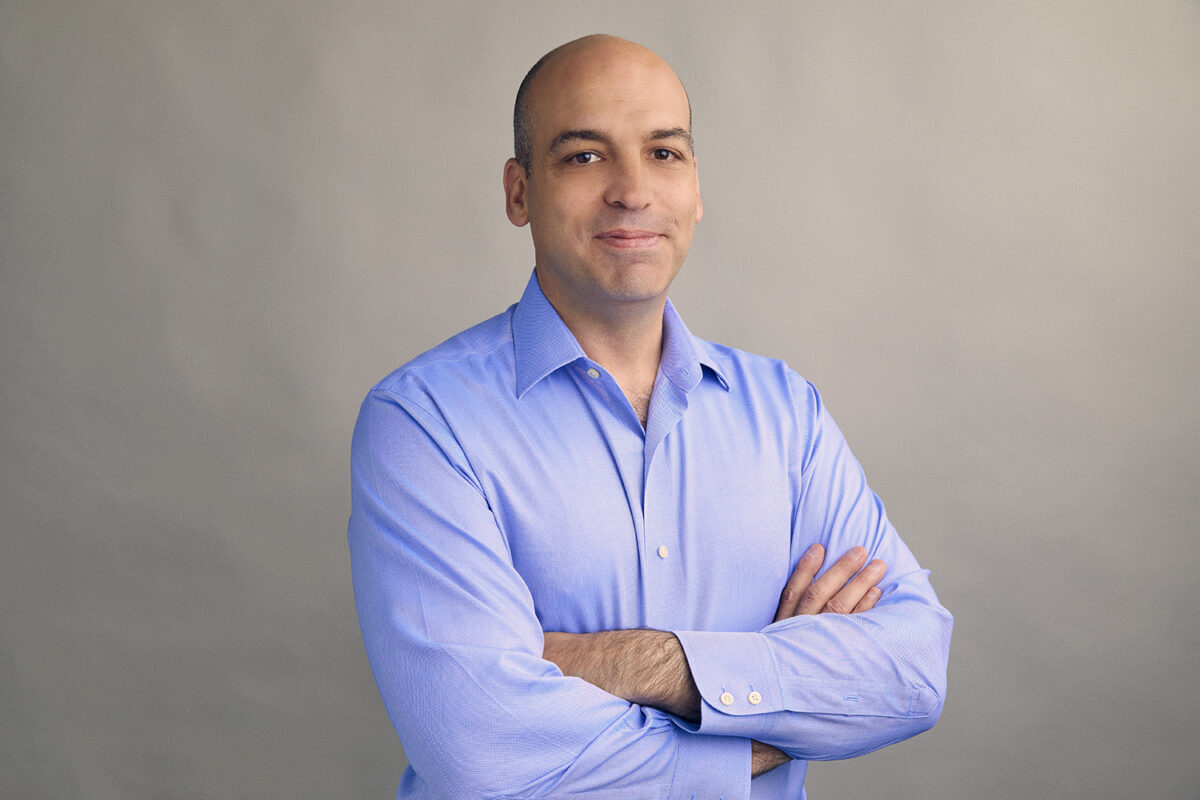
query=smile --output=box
[595,230,663,249]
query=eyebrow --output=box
[649,127,694,150]
[547,127,694,154]
[548,129,610,152]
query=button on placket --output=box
[657,545,668,559]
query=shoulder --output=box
[370,306,517,401]
[697,338,819,408]
[352,307,518,465]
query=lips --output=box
[595,229,664,248]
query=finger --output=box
[823,559,886,614]
[796,546,868,614]
[853,585,882,613]
[775,543,824,622]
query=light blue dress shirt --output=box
[348,272,952,799]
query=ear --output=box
[503,158,530,227]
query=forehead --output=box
[526,46,690,143]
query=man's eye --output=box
[652,148,676,160]
[571,152,599,164]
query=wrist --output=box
[751,740,790,777]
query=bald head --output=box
[512,35,692,174]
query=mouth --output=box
[595,229,664,249]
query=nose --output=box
[603,157,651,210]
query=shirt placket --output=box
[640,376,690,630]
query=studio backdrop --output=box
[2,2,1198,798]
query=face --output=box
[503,39,702,324]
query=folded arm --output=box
[674,379,952,760]
[544,380,952,765]
[543,544,886,776]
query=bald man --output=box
[349,35,952,799]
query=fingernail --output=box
[803,543,821,560]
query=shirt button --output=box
[586,368,600,379]
[719,692,734,706]
[748,691,762,705]
[657,545,669,559]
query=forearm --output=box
[676,584,952,759]
[544,629,789,778]
[543,629,701,722]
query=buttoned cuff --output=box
[675,627,936,739]
[669,729,749,800]
[673,630,782,740]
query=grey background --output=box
[3,1,1198,798]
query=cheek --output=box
[664,181,701,219]
[534,189,587,226]
[528,206,587,257]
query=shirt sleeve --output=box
[348,387,751,799]
[673,378,953,760]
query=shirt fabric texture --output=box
[348,272,953,800]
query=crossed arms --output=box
[543,543,886,777]
[348,380,952,799]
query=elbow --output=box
[825,681,947,761]
[924,693,945,733]
[907,603,953,735]
[869,669,946,751]
[777,603,953,761]
[879,600,952,744]
[850,684,943,759]
[908,683,945,737]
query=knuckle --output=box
[800,585,824,609]
[825,595,853,615]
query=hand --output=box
[751,545,885,774]
[774,544,885,622]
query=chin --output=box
[602,274,674,305]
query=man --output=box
[349,34,952,799]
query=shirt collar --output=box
[660,296,731,394]
[512,271,731,398]
[512,272,588,397]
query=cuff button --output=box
[748,691,762,705]
[719,692,734,706]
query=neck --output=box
[544,292,667,394]
[566,303,665,392]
